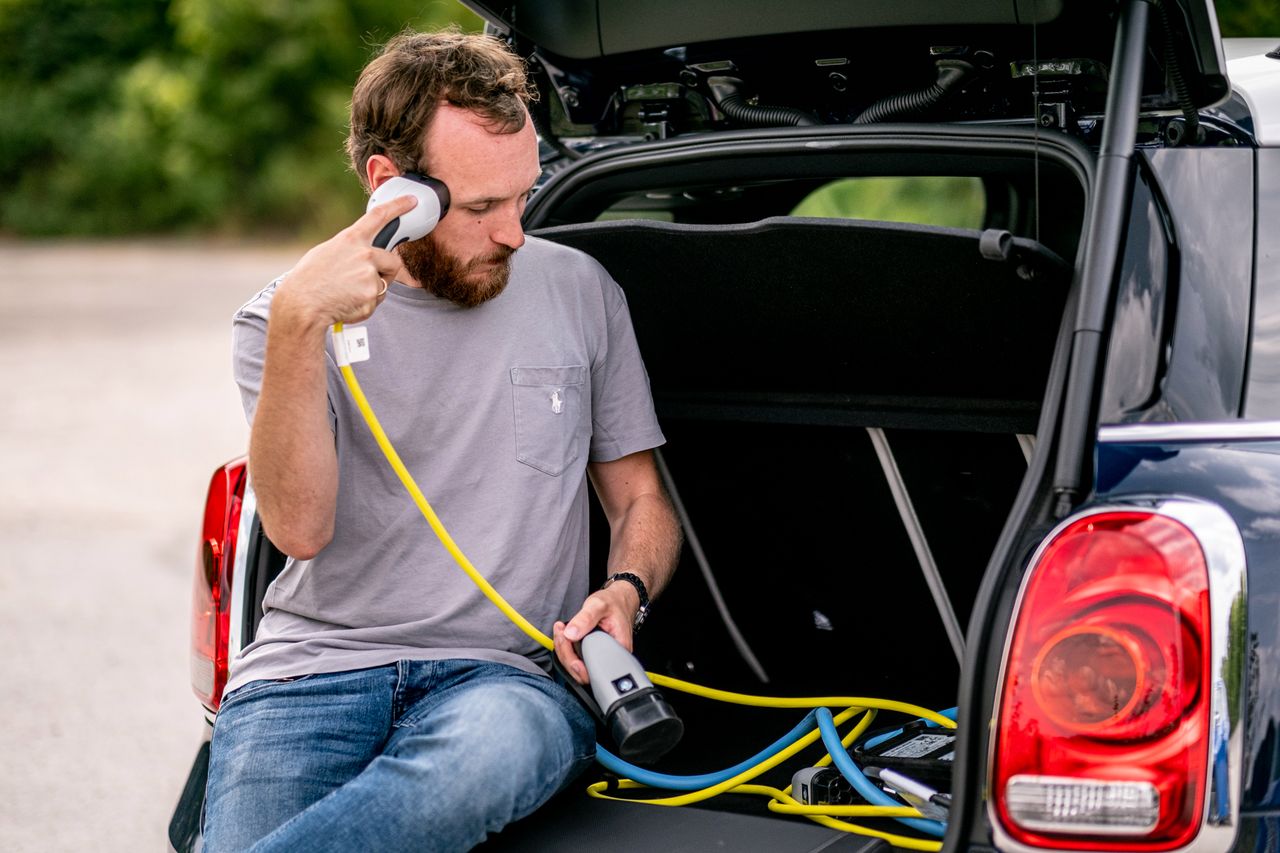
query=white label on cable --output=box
[880,733,954,759]
[333,325,371,366]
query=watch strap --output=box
[604,571,650,630]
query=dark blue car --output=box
[173,2,1280,850]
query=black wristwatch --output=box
[604,571,650,630]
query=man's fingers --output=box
[563,596,607,642]
[371,248,402,279]
[553,621,589,685]
[348,193,418,242]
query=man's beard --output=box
[398,235,515,308]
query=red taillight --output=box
[190,457,246,711]
[993,511,1211,850]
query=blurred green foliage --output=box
[0,0,480,237]
[0,0,1273,238]
[1218,0,1280,39]
[791,177,985,229]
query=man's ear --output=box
[365,155,401,192]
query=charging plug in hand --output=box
[367,173,450,249]
[575,629,683,764]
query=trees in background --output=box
[0,0,479,237]
[1217,0,1280,41]
[0,0,1275,238]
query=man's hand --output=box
[553,581,640,685]
[272,194,418,329]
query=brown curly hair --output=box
[346,28,535,189]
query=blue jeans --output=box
[203,659,597,853]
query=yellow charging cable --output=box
[333,324,956,844]
[334,349,548,646]
[586,706,873,808]
[586,708,941,851]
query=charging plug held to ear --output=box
[368,173,450,249]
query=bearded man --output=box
[203,29,681,853]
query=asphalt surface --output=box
[0,240,300,851]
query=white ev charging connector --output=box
[368,172,450,249]
[580,630,684,763]
[334,173,449,368]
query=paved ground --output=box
[0,240,301,851]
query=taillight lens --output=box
[190,457,246,711]
[994,511,1211,850]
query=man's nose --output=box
[491,208,525,251]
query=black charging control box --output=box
[852,721,955,789]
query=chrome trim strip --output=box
[1099,421,1280,443]
[1016,434,1035,466]
[987,498,1247,853]
[227,479,256,663]
[866,427,965,663]
[1161,499,1247,843]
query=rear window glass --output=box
[596,208,675,223]
[790,177,984,229]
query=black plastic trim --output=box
[477,785,893,851]
[242,513,286,649]
[1049,0,1149,514]
[949,273,1081,852]
[653,393,1041,434]
[167,736,210,853]
[526,125,1095,230]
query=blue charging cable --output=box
[861,706,959,750]
[596,710,821,790]
[816,707,948,837]
[597,703,958,837]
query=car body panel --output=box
[1100,147,1255,423]
[1145,147,1254,421]
[1228,48,1280,145]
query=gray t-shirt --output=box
[225,236,664,694]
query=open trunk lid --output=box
[461,0,1229,138]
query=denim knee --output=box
[384,670,597,844]
[203,667,396,852]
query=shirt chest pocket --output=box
[510,366,589,476]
